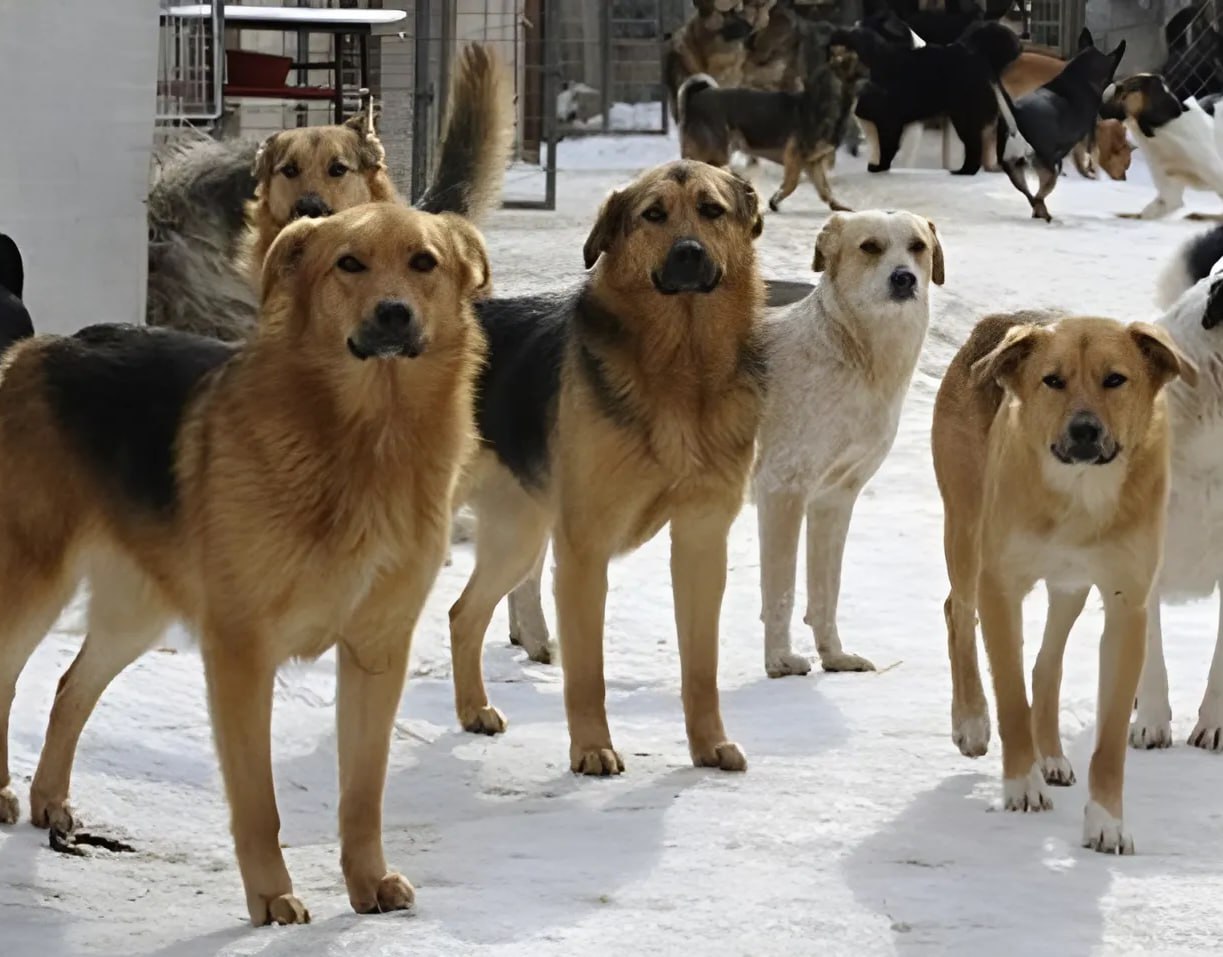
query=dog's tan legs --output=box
[805,497,874,673]
[507,548,553,664]
[450,485,551,734]
[0,566,75,826]
[1131,597,1173,749]
[671,504,744,771]
[860,119,881,168]
[768,141,803,212]
[758,489,810,678]
[203,639,307,926]
[1031,587,1088,787]
[1083,590,1146,854]
[979,570,1050,812]
[31,559,171,831]
[1188,601,1223,750]
[555,527,621,775]
[806,157,852,213]
[1030,163,1058,222]
[1072,141,1097,178]
[981,124,999,173]
[940,482,990,757]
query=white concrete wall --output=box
[0,0,160,335]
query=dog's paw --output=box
[952,712,990,758]
[867,163,890,173]
[1002,763,1052,812]
[692,741,747,772]
[768,194,782,213]
[1129,711,1173,750]
[765,650,812,678]
[1032,205,1053,223]
[1115,212,1142,220]
[0,787,18,825]
[1082,800,1134,855]
[819,651,875,673]
[256,893,311,927]
[829,201,854,213]
[29,791,76,832]
[570,746,624,776]
[351,872,416,915]
[461,705,507,736]
[1040,754,1076,786]
[1189,699,1223,751]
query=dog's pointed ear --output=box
[439,212,493,298]
[1109,39,1127,70]
[970,323,1045,390]
[344,111,386,170]
[583,188,631,270]
[926,218,945,286]
[1077,26,1094,50]
[727,172,764,239]
[259,216,321,305]
[253,132,282,185]
[813,213,846,273]
[1130,321,1198,389]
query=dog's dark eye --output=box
[642,205,667,223]
[1042,374,1066,390]
[337,255,366,273]
[698,202,725,220]
[410,251,438,273]
[859,240,883,255]
[328,161,348,177]
[281,163,300,179]
[909,240,927,254]
[1103,372,1128,389]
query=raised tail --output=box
[990,79,1033,162]
[0,234,34,356]
[414,43,514,222]
[677,73,717,127]
[1155,224,1223,309]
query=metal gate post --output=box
[410,0,433,202]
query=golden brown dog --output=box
[241,43,512,285]
[449,160,765,775]
[933,312,1196,853]
[0,202,489,923]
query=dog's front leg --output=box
[1084,588,1146,854]
[671,504,745,771]
[978,569,1050,813]
[507,549,554,664]
[1187,595,1223,750]
[758,489,809,677]
[1031,587,1088,786]
[1121,163,1184,219]
[804,496,874,673]
[203,635,308,926]
[1130,596,1173,749]
[555,529,621,775]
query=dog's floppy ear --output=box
[926,218,945,286]
[259,216,322,305]
[970,323,1044,390]
[0,233,23,299]
[439,212,493,298]
[344,111,387,170]
[253,132,283,185]
[1077,26,1094,50]
[812,213,846,273]
[727,172,764,239]
[583,188,631,270]
[1130,321,1198,389]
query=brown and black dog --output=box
[449,160,766,775]
[0,202,490,923]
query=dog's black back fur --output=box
[41,324,236,515]
[0,234,34,357]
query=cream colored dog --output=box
[754,210,942,677]
[933,312,1196,853]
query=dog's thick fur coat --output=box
[933,311,1196,853]
[0,203,490,924]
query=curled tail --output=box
[1155,224,1223,309]
[415,43,514,222]
[0,234,34,357]
[677,73,717,127]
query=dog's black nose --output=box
[293,193,332,219]
[1068,415,1101,445]
[655,238,719,294]
[889,268,917,299]
[375,300,414,331]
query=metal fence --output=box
[1025,0,1086,56]
[155,0,225,127]
[1163,1,1223,100]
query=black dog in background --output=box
[0,234,34,356]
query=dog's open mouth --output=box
[651,267,723,296]
[1051,443,1120,466]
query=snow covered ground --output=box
[7,133,1223,956]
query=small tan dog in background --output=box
[934,312,1196,853]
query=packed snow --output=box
[6,127,1223,957]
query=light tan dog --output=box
[448,160,766,776]
[933,312,1196,853]
[0,202,489,923]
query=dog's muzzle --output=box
[293,193,333,220]
[889,267,918,301]
[719,14,753,41]
[1051,411,1118,465]
[347,300,426,360]
[652,238,722,295]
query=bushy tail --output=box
[961,20,1022,78]
[677,73,717,126]
[1155,224,1223,309]
[415,44,514,222]
[0,234,34,356]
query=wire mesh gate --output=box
[1164,1,1223,101]
[156,0,225,127]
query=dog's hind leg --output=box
[1030,160,1059,222]
[1187,595,1223,751]
[805,496,875,673]
[759,489,809,678]
[768,140,804,212]
[30,554,171,832]
[449,475,551,734]
[1000,158,1038,218]
[1031,586,1088,786]
[507,549,553,664]
[1130,598,1173,749]
[806,155,852,213]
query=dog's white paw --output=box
[0,787,18,825]
[1129,711,1173,750]
[1082,800,1134,855]
[952,712,990,758]
[1189,696,1223,751]
[1003,763,1052,812]
[819,651,875,673]
[765,650,812,678]
[1040,754,1076,786]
